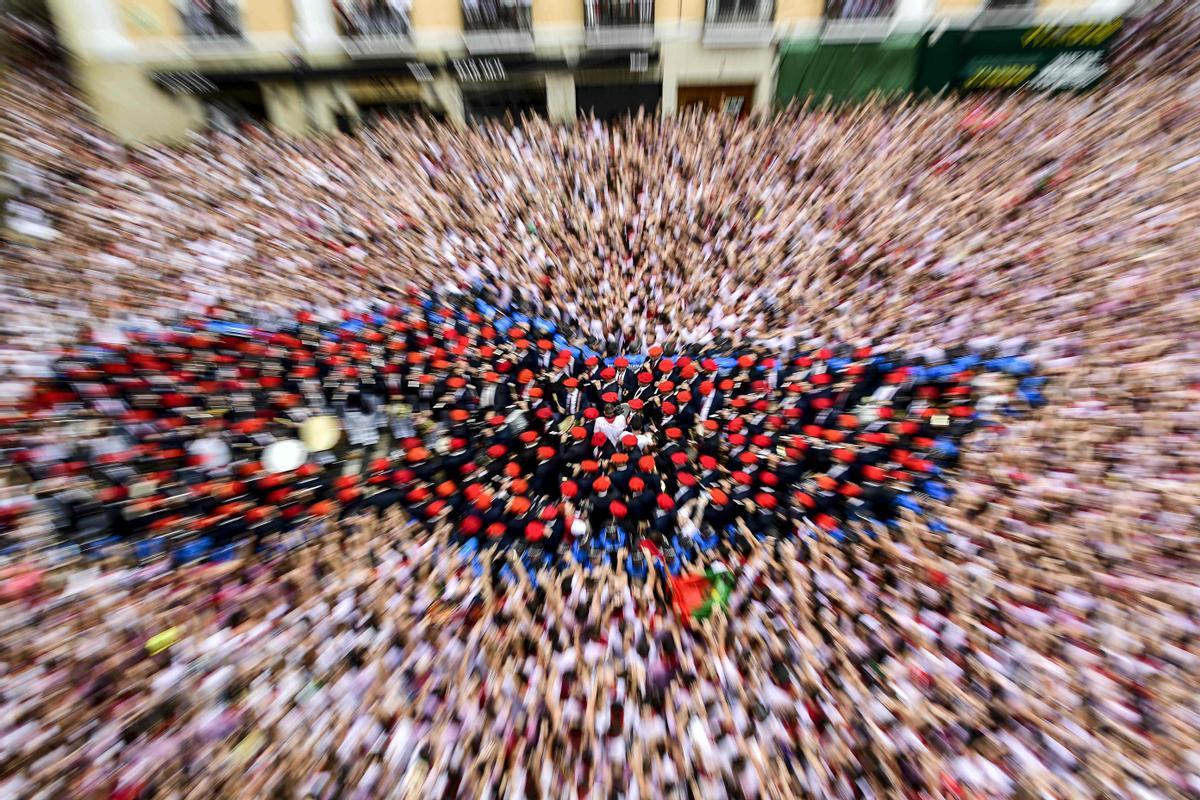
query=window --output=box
[179,0,243,39]
[824,0,895,20]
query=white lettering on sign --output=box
[630,52,649,73]
[1028,51,1107,91]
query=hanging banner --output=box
[915,19,1123,94]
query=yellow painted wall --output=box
[935,0,981,11]
[412,0,464,29]
[533,0,584,26]
[676,0,707,21]
[119,0,180,38]
[776,0,822,21]
[75,61,204,142]
[243,0,294,35]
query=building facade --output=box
[43,0,1136,141]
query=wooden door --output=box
[676,84,755,117]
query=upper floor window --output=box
[336,0,411,38]
[824,0,895,20]
[178,0,243,39]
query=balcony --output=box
[462,0,534,55]
[336,0,415,56]
[585,1,655,50]
[180,1,248,53]
[976,0,1038,27]
[703,0,775,48]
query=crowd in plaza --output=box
[1,10,1199,797]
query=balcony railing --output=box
[585,0,655,49]
[336,0,414,56]
[977,0,1038,26]
[180,1,245,43]
[462,0,535,54]
[703,0,775,47]
[823,0,895,19]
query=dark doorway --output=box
[575,82,661,120]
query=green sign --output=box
[915,19,1123,93]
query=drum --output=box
[263,439,308,473]
[186,436,231,469]
[300,415,342,452]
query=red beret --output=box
[609,501,627,518]
[526,521,546,540]
[593,476,612,492]
[614,357,629,368]
[629,477,645,492]
[638,372,653,384]
[621,433,638,447]
[561,480,579,497]
[709,489,728,505]
[537,445,556,460]
[657,493,675,511]
[678,472,697,487]
[602,392,618,403]
[591,432,607,447]
[519,430,539,443]
[571,425,587,439]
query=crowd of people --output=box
[2,7,1200,796]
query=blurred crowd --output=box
[1,15,1200,798]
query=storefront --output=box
[775,34,923,107]
[913,19,1124,93]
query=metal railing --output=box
[462,0,533,33]
[179,0,244,39]
[823,0,895,20]
[335,0,412,38]
[585,0,654,28]
[706,0,775,25]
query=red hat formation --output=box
[23,288,994,564]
